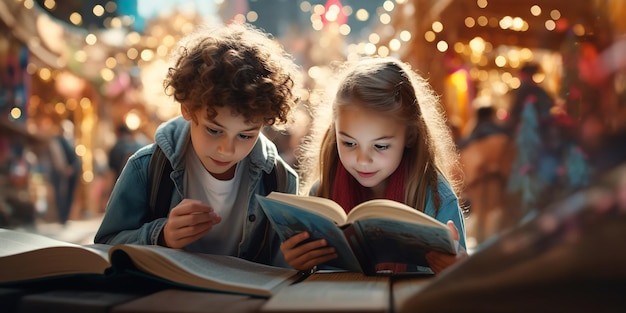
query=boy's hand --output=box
[280,232,337,271]
[161,199,222,249]
[425,220,468,274]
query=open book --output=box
[256,192,456,275]
[0,228,299,298]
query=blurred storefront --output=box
[0,0,206,224]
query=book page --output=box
[0,229,111,283]
[261,272,390,313]
[265,192,348,224]
[347,199,445,228]
[111,245,299,297]
[257,196,363,272]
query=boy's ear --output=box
[181,104,192,121]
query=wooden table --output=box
[1,272,432,313]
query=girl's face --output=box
[182,105,263,180]
[335,105,407,196]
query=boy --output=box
[95,23,301,267]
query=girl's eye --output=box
[374,144,389,151]
[206,128,221,135]
[341,141,357,148]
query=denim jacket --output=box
[95,116,298,267]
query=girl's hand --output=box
[280,232,338,271]
[425,220,468,274]
[161,199,222,248]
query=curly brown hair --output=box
[164,23,301,126]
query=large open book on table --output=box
[256,192,457,275]
[0,228,299,298]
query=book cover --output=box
[256,193,456,275]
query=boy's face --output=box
[182,105,263,180]
[335,105,406,197]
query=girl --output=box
[282,56,467,274]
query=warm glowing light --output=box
[400,30,411,41]
[383,1,394,11]
[39,68,52,81]
[377,46,390,57]
[436,41,448,52]
[465,17,476,27]
[101,68,115,82]
[10,107,22,119]
[80,97,92,109]
[43,0,55,10]
[85,34,97,45]
[495,55,506,67]
[379,13,391,24]
[339,24,351,35]
[476,0,488,9]
[93,5,105,16]
[300,1,311,12]
[110,17,122,28]
[127,48,139,59]
[325,4,341,22]
[389,39,401,51]
[54,102,66,114]
[355,9,369,21]
[530,5,541,16]
[82,171,94,183]
[499,16,512,29]
[454,42,465,53]
[469,36,485,53]
[550,10,561,20]
[477,16,488,26]
[125,111,142,131]
[545,20,556,31]
[246,11,258,22]
[573,24,585,36]
[140,49,154,61]
[76,144,87,157]
[74,50,87,63]
[512,17,524,30]
[432,21,443,32]
[369,33,380,44]
[69,12,82,26]
[424,31,436,42]
[126,32,141,45]
[364,43,377,55]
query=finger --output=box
[165,221,214,247]
[282,232,310,249]
[168,212,220,229]
[447,220,460,241]
[171,199,215,215]
[289,247,337,271]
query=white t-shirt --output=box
[183,145,245,255]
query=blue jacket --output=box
[95,116,298,267]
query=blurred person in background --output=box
[48,120,81,225]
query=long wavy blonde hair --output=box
[298,57,461,213]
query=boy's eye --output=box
[374,144,389,151]
[238,134,254,140]
[206,127,222,135]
